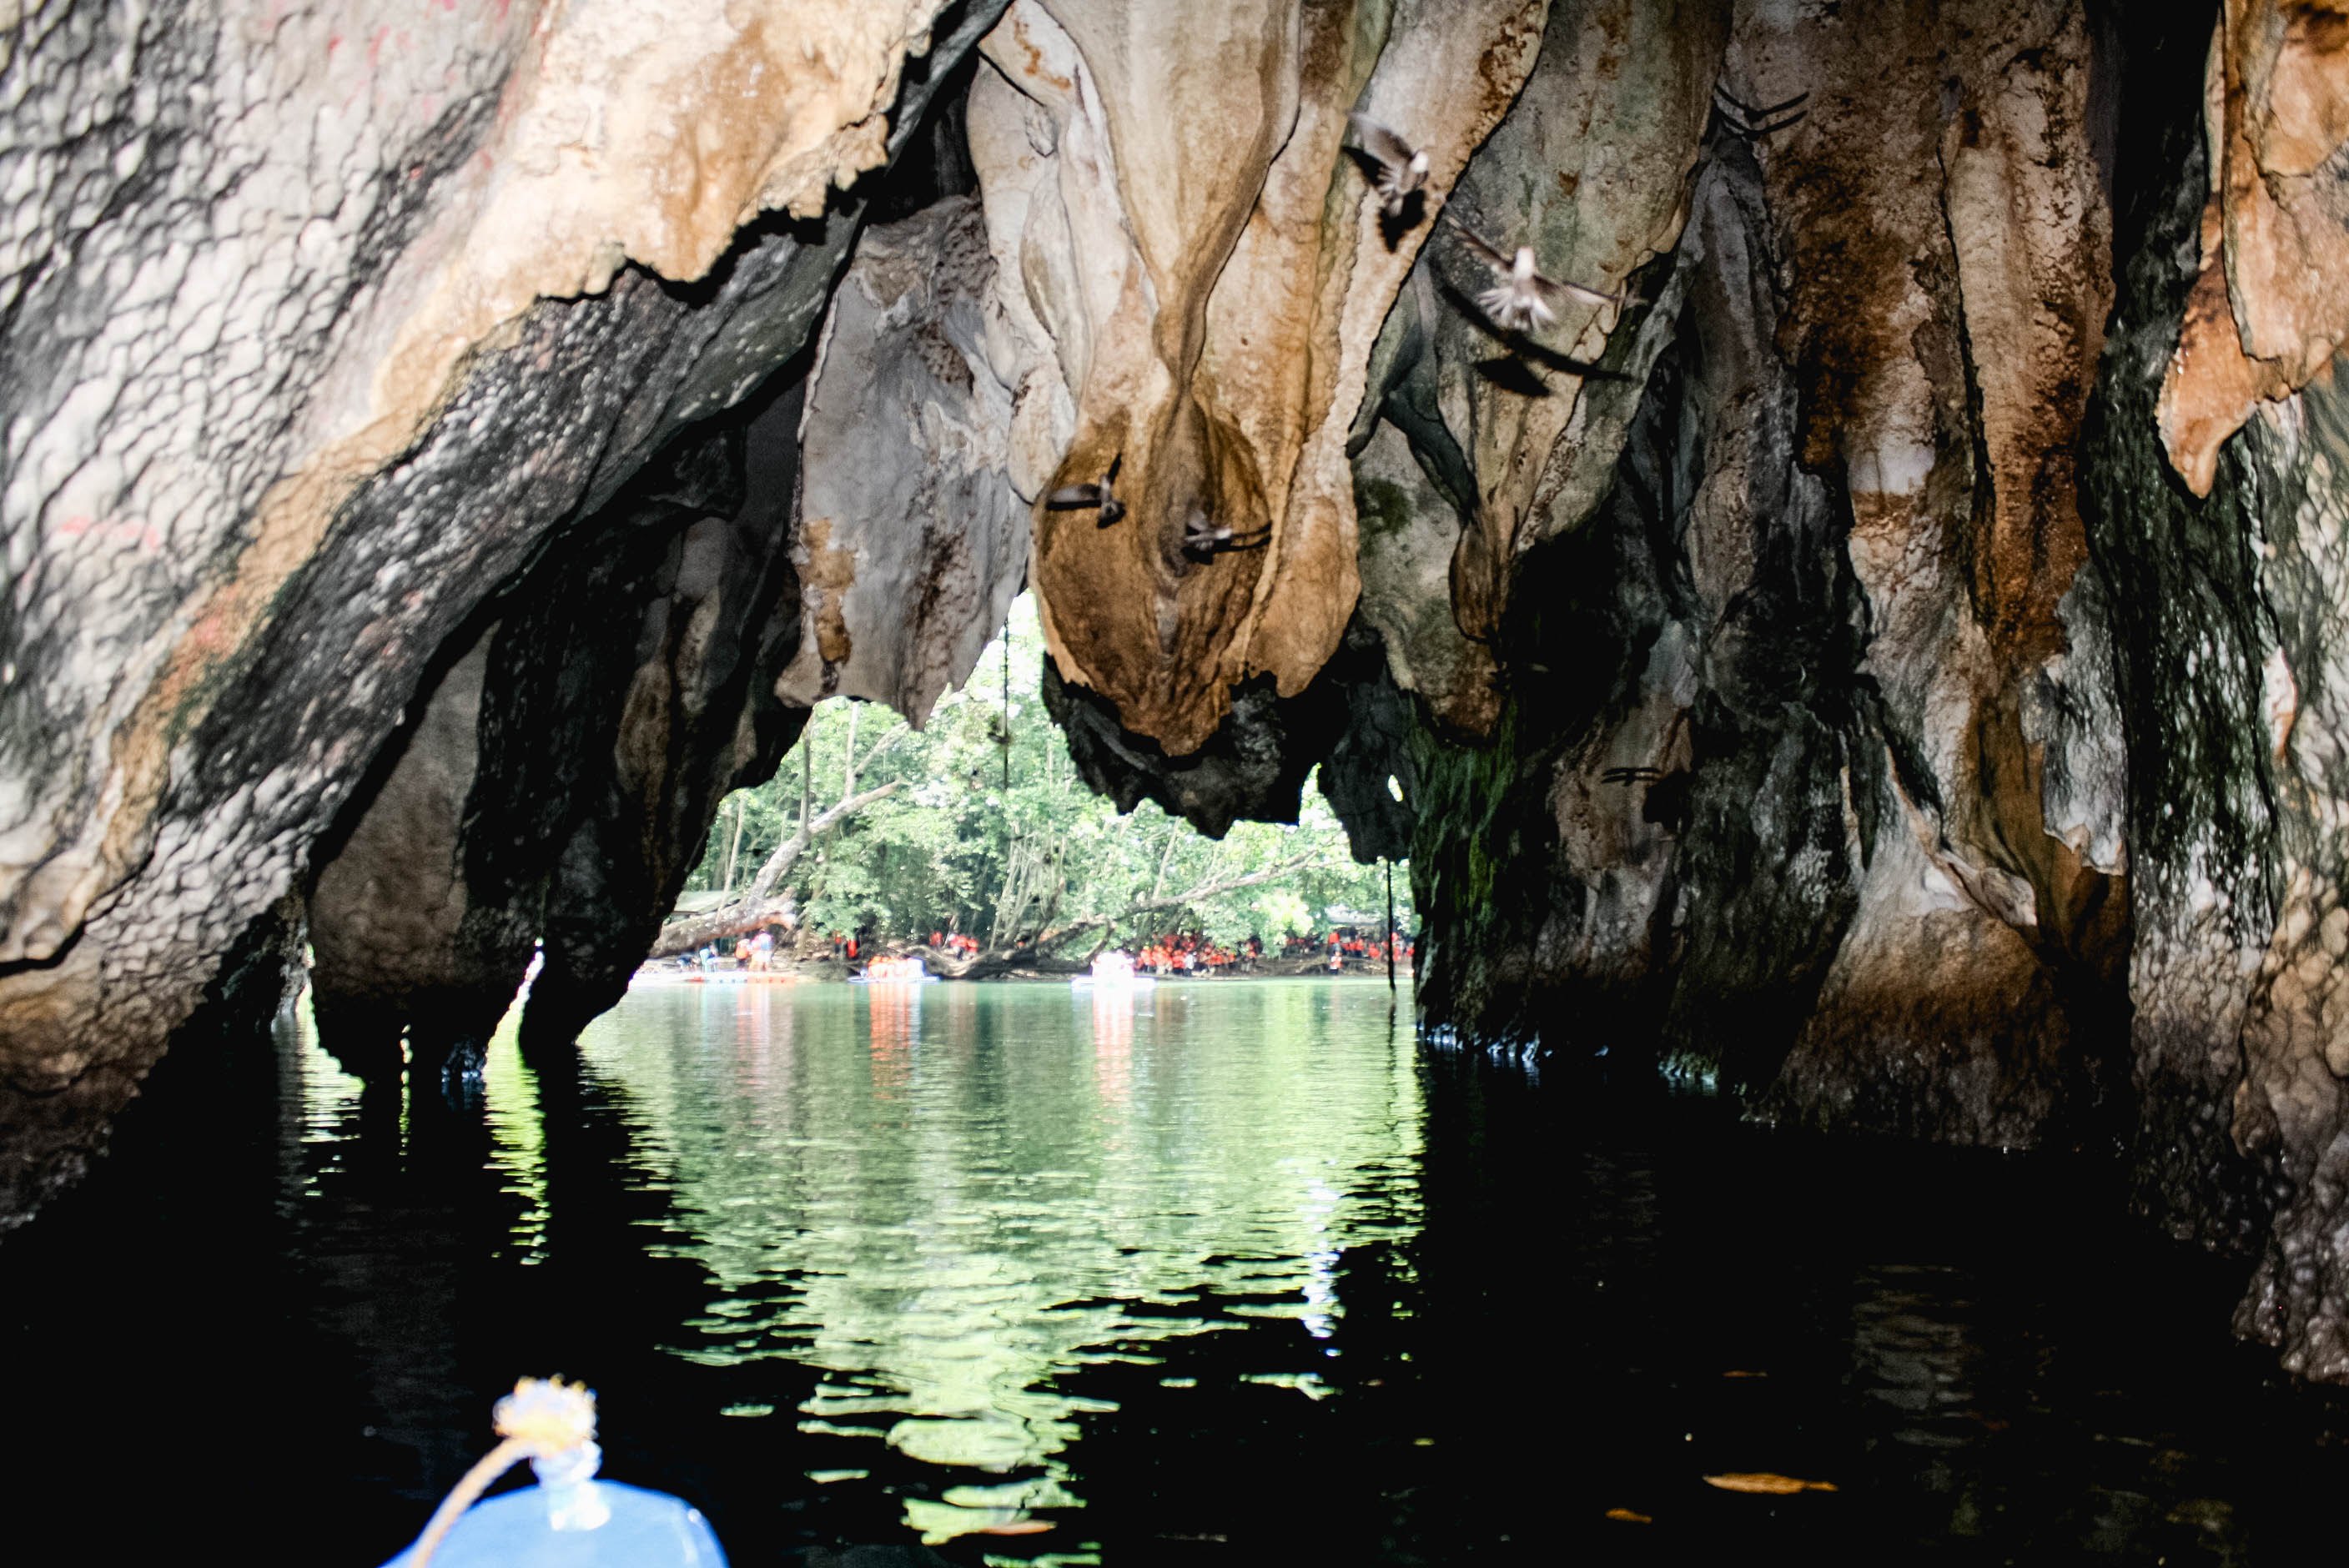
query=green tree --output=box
[677,595,1412,952]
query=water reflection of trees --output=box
[547,983,1425,1484]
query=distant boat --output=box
[1072,952,1154,991]
[853,956,936,984]
[630,969,806,988]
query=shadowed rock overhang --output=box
[11,0,2349,1383]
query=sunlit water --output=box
[586,981,1420,1543]
[7,977,2349,1565]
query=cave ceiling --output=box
[13,0,2349,1381]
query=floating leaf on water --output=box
[1703,1472,1838,1495]
[1604,1508,1653,1524]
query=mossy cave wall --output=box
[13,0,2349,1379]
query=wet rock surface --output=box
[0,0,1005,1215]
[15,0,2349,1386]
[308,627,515,1085]
[777,194,1029,722]
[2085,3,2349,1375]
[969,0,1547,754]
[1396,1,2130,1135]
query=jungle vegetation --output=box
[677,596,1410,953]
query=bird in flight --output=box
[1181,512,1271,562]
[1445,213,1621,335]
[1045,453,1124,527]
[1713,88,1809,140]
[1346,113,1429,220]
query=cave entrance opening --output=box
[665,595,1411,978]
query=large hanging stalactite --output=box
[968,0,1553,755]
[18,0,2349,1390]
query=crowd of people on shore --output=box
[1129,928,1415,975]
[1137,932,1259,975]
[687,928,782,970]
[1275,929,1415,969]
[681,923,1414,976]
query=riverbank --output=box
[634,952,1414,986]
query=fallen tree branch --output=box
[649,897,802,959]
[650,780,902,958]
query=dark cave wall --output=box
[1406,123,1868,1081]
[17,0,2349,1393]
[1396,0,2131,1148]
[299,53,1023,1084]
[490,389,812,1053]
[2079,3,2281,1264]
[2080,0,2349,1374]
[1385,0,2349,1380]
[307,626,516,1083]
[0,2,1008,1219]
[306,383,813,1084]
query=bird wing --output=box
[1046,484,1104,510]
[1530,270,1622,310]
[1444,214,1515,274]
[1347,113,1416,172]
[1476,281,1526,328]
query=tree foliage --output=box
[682,596,1412,947]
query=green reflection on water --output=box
[556,977,1424,1535]
[481,998,549,1263]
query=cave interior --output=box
[11,0,2349,1459]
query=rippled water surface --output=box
[595,980,1421,1535]
[7,977,2347,1564]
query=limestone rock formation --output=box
[777,193,1030,722]
[19,0,2349,1389]
[0,0,1006,1215]
[2089,0,2349,1376]
[308,627,517,1085]
[1370,0,2131,1134]
[2160,0,2349,496]
[1746,0,2129,1143]
[968,0,1547,755]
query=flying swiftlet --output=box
[1445,213,1622,335]
[1181,511,1270,563]
[1346,113,1429,220]
[1046,453,1124,527]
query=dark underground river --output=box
[4,977,2343,1565]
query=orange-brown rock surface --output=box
[20,0,2349,1391]
[0,0,1006,1214]
[2161,0,2349,495]
[968,0,1547,756]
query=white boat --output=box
[1070,972,1157,991]
[630,968,804,987]
[853,956,936,984]
[1073,952,1154,990]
